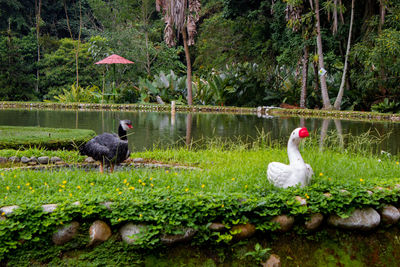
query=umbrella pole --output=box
[113,64,116,102]
[102,69,105,104]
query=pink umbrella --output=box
[95,54,134,65]
[95,54,134,101]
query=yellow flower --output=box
[17,186,20,189]
[116,188,119,191]
[396,162,399,165]
[26,183,30,186]
[174,172,178,176]
[319,173,323,176]
[231,178,235,181]
[118,191,122,195]
[6,186,9,190]
[166,170,169,174]
[167,185,170,189]
[139,214,143,217]
[29,187,32,190]
[1,173,3,176]
[62,180,67,184]
[305,193,310,199]
[61,185,65,188]
[201,184,205,188]
[118,218,121,222]
[221,204,224,208]
[123,179,127,184]
[58,189,62,192]
[31,190,35,193]
[360,178,364,182]
[185,188,189,192]
[1,212,5,216]
[90,182,94,186]
[13,175,16,178]
[77,186,81,189]
[150,184,154,187]
[245,185,248,189]
[69,193,72,197]
[150,177,153,181]
[129,187,135,190]
[138,179,142,183]
[142,182,146,186]
[126,182,130,186]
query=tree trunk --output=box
[315,0,332,109]
[300,45,309,108]
[182,28,193,106]
[334,0,354,110]
[35,0,42,93]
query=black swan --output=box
[80,120,133,173]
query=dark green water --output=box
[0,109,399,154]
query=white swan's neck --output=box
[287,138,305,167]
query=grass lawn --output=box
[0,126,95,150]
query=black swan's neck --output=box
[118,125,128,140]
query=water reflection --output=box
[0,109,399,154]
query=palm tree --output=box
[314,0,332,109]
[334,0,354,110]
[156,0,201,106]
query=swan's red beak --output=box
[299,127,309,138]
[127,124,133,129]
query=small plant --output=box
[242,243,271,263]
[371,98,400,113]
[54,83,101,103]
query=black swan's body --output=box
[80,120,133,172]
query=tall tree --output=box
[334,0,354,110]
[35,0,42,93]
[314,0,332,109]
[156,0,201,105]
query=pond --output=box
[0,109,399,155]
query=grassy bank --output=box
[1,135,400,263]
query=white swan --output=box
[267,127,313,188]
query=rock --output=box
[55,161,66,165]
[328,208,380,231]
[38,156,50,164]
[380,205,400,225]
[271,215,294,232]
[28,161,38,166]
[305,213,324,231]
[8,156,20,163]
[0,205,19,215]
[262,254,281,267]
[84,157,95,163]
[323,192,332,198]
[161,228,197,245]
[50,156,62,163]
[132,158,145,163]
[231,223,256,240]
[100,201,114,211]
[52,221,80,245]
[29,156,38,163]
[42,204,58,213]
[120,223,148,245]
[156,95,165,105]
[208,222,226,232]
[0,157,7,164]
[295,196,307,206]
[21,156,30,164]
[89,220,112,246]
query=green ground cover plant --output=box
[0,126,95,150]
[0,134,400,262]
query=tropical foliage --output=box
[0,0,399,112]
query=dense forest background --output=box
[0,0,399,112]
